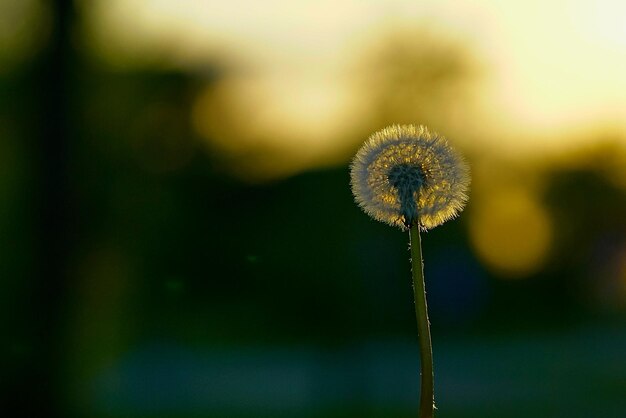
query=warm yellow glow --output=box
[191,74,367,179]
[474,0,626,153]
[469,189,552,278]
[82,0,626,179]
[573,0,626,49]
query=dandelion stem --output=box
[409,222,435,418]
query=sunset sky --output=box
[81,0,626,155]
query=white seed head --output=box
[350,124,470,230]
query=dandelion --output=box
[350,124,469,230]
[350,124,470,418]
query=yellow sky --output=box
[82,0,626,164]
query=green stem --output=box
[410,223,435,418]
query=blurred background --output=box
[1,0,626,417]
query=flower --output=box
[350,124,470,230]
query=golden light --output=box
[191,73,368,180]
[474,0,626,154]
[469,189,553,278]
[80,0,626,179]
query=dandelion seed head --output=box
[350,124,470,230]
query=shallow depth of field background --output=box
[2,1,626,417]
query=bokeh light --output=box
[191,73,366,180]
[469,188,553,278]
